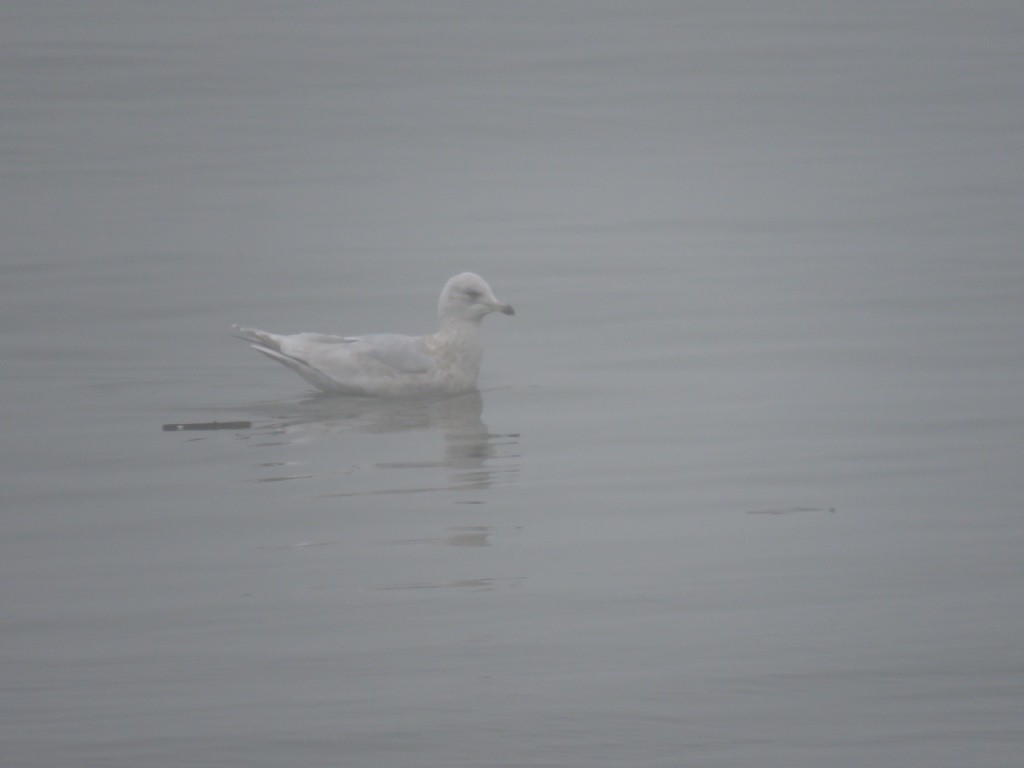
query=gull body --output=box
[234,272,514,397]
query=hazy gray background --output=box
[2,2,1022,766]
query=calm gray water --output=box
[3,3,1023,766]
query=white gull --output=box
[234,272,514,396]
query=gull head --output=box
[438,272,515,324]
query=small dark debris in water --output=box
[162,421,252,431]
[746,506,836,515]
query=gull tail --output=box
[232,325,349,393]
[232,325,284,352]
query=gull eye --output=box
[464,289,482,301]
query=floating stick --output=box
[162,421,251,431]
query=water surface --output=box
[2,3,1023,767]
